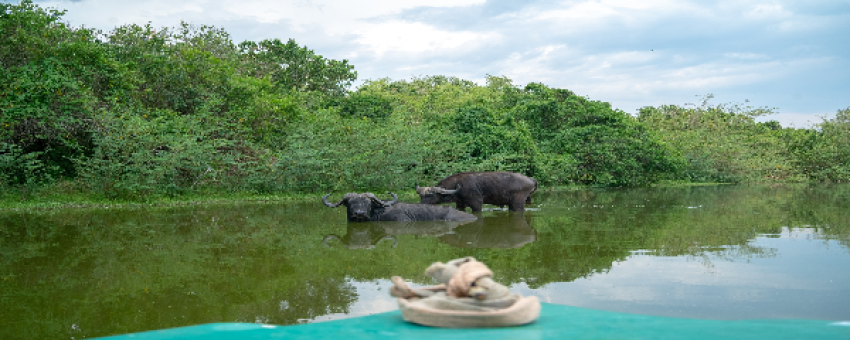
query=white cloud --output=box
[512,228,850,319]
[306,229,850,322]
[531,0,699,27]
[747,4,792,19]
[724,52,769,60]
[222,0,484,27]
[354,21,501,57]
[310,279,397,322]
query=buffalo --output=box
[322,192,477,222]
[416,171,538,212]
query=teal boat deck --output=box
[96,303,850,339]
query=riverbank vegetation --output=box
[2,1,849,206]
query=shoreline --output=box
[0,182,755,212]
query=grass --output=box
[1,178,804,212]
[0,181,425,212]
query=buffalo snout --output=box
[350,209,369,221]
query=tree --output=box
[1,0,127,184]
[238,39,356,97]
[790,108,850,181]
[514,83,683,186]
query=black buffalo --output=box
[322,192,477,222]
[416,171,538,212]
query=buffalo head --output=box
[416,184,460,205]
[322,192,399,222]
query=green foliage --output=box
[3,1,848,201]
[0,1,356,197]
[0,141,57,187]
[238,38,357,97]
[638,95,800,183]
[265,110,469,193]
[352,77,682,187]
[77,107,227,199]
[224,76,303,147]
[1,0,128,183]
[788,108,850,181]
[445,104,540,174]
[333,91,394,120]
[106,22,236,115]
[513,83,684,186]
[1,1,69,69]
[363,76,483,122]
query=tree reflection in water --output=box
[2,184,850,339]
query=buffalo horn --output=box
[322,193,349,207]
[366,192,399,207]
[433,185,460,195]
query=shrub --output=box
[265,109,468,193]
[1,1,129,184]
[334,91,393,120]
[514,83,683,186]
[789,108,850,181]
[638,95,798,183]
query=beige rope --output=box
[446,260,493,298]
[390,258,541,328]
[390,276,445,299]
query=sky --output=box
[314,228,850,322]
[22,0,850,127]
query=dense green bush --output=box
[333,91,394,120]
[106,23,236,115]
[2,1,848,202]
[788,108,850,181]
[238,38,357,97]
[1,1,130,184]
[514,83,684,186]
[0,1,356,198]
[444,104,540,174]
[265,109,471,193]
[77,106,239,198]
[638,95,802,183]
[353,77,684,187]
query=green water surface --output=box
[1,184,848,339]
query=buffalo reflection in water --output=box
[438,212,537,249]
[322,220,475,249]
[322,212,537,249]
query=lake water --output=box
[1,184,849,339]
